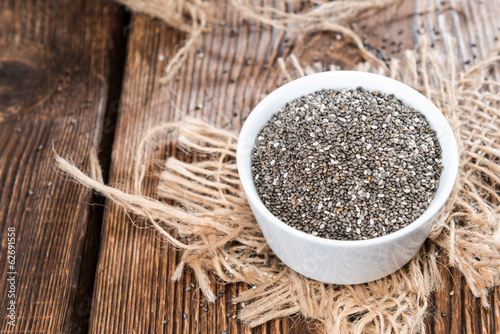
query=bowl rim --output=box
[236,70,458,247]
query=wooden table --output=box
[1,0,499,332]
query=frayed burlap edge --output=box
[116,0,399,83]
[278,35,500,307]
[118,0,211,84]
[55,35,500,333]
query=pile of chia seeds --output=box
[251,87,443,241]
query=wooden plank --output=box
[0,0,123,333]
[89,1,499,334]
[412,0,500,333]
[87,6,318,333]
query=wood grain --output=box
[0,0,123,332]
[89,0,500,333]
[1,0,497,333]
[87,5,316,333]
[410,1,500,333]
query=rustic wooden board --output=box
[87,8,316,333]
[410,1,500,333]
[0,0,123,332]
[63,1,499,333]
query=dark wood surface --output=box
[0,0,499,333]
[0,0,124,332]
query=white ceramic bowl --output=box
[237,71,458,284]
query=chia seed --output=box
[251,87,443,241]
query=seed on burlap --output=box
[251,87,443,241]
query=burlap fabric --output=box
[116,0,400,82]
[55,1,500,333]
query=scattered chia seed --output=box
[251,87,443,241]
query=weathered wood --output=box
[0,0,123,332]
[411,0,500,333]
[0,0,490,333]
[87,7,318,333]
[89,0,500,332]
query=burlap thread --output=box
[55,33,500,333]
[116,0,401,83]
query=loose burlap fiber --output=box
[116,0,400,82]
[55,0,500,331]
[56,33,500,332]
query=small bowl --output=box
[237,71,458,284]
